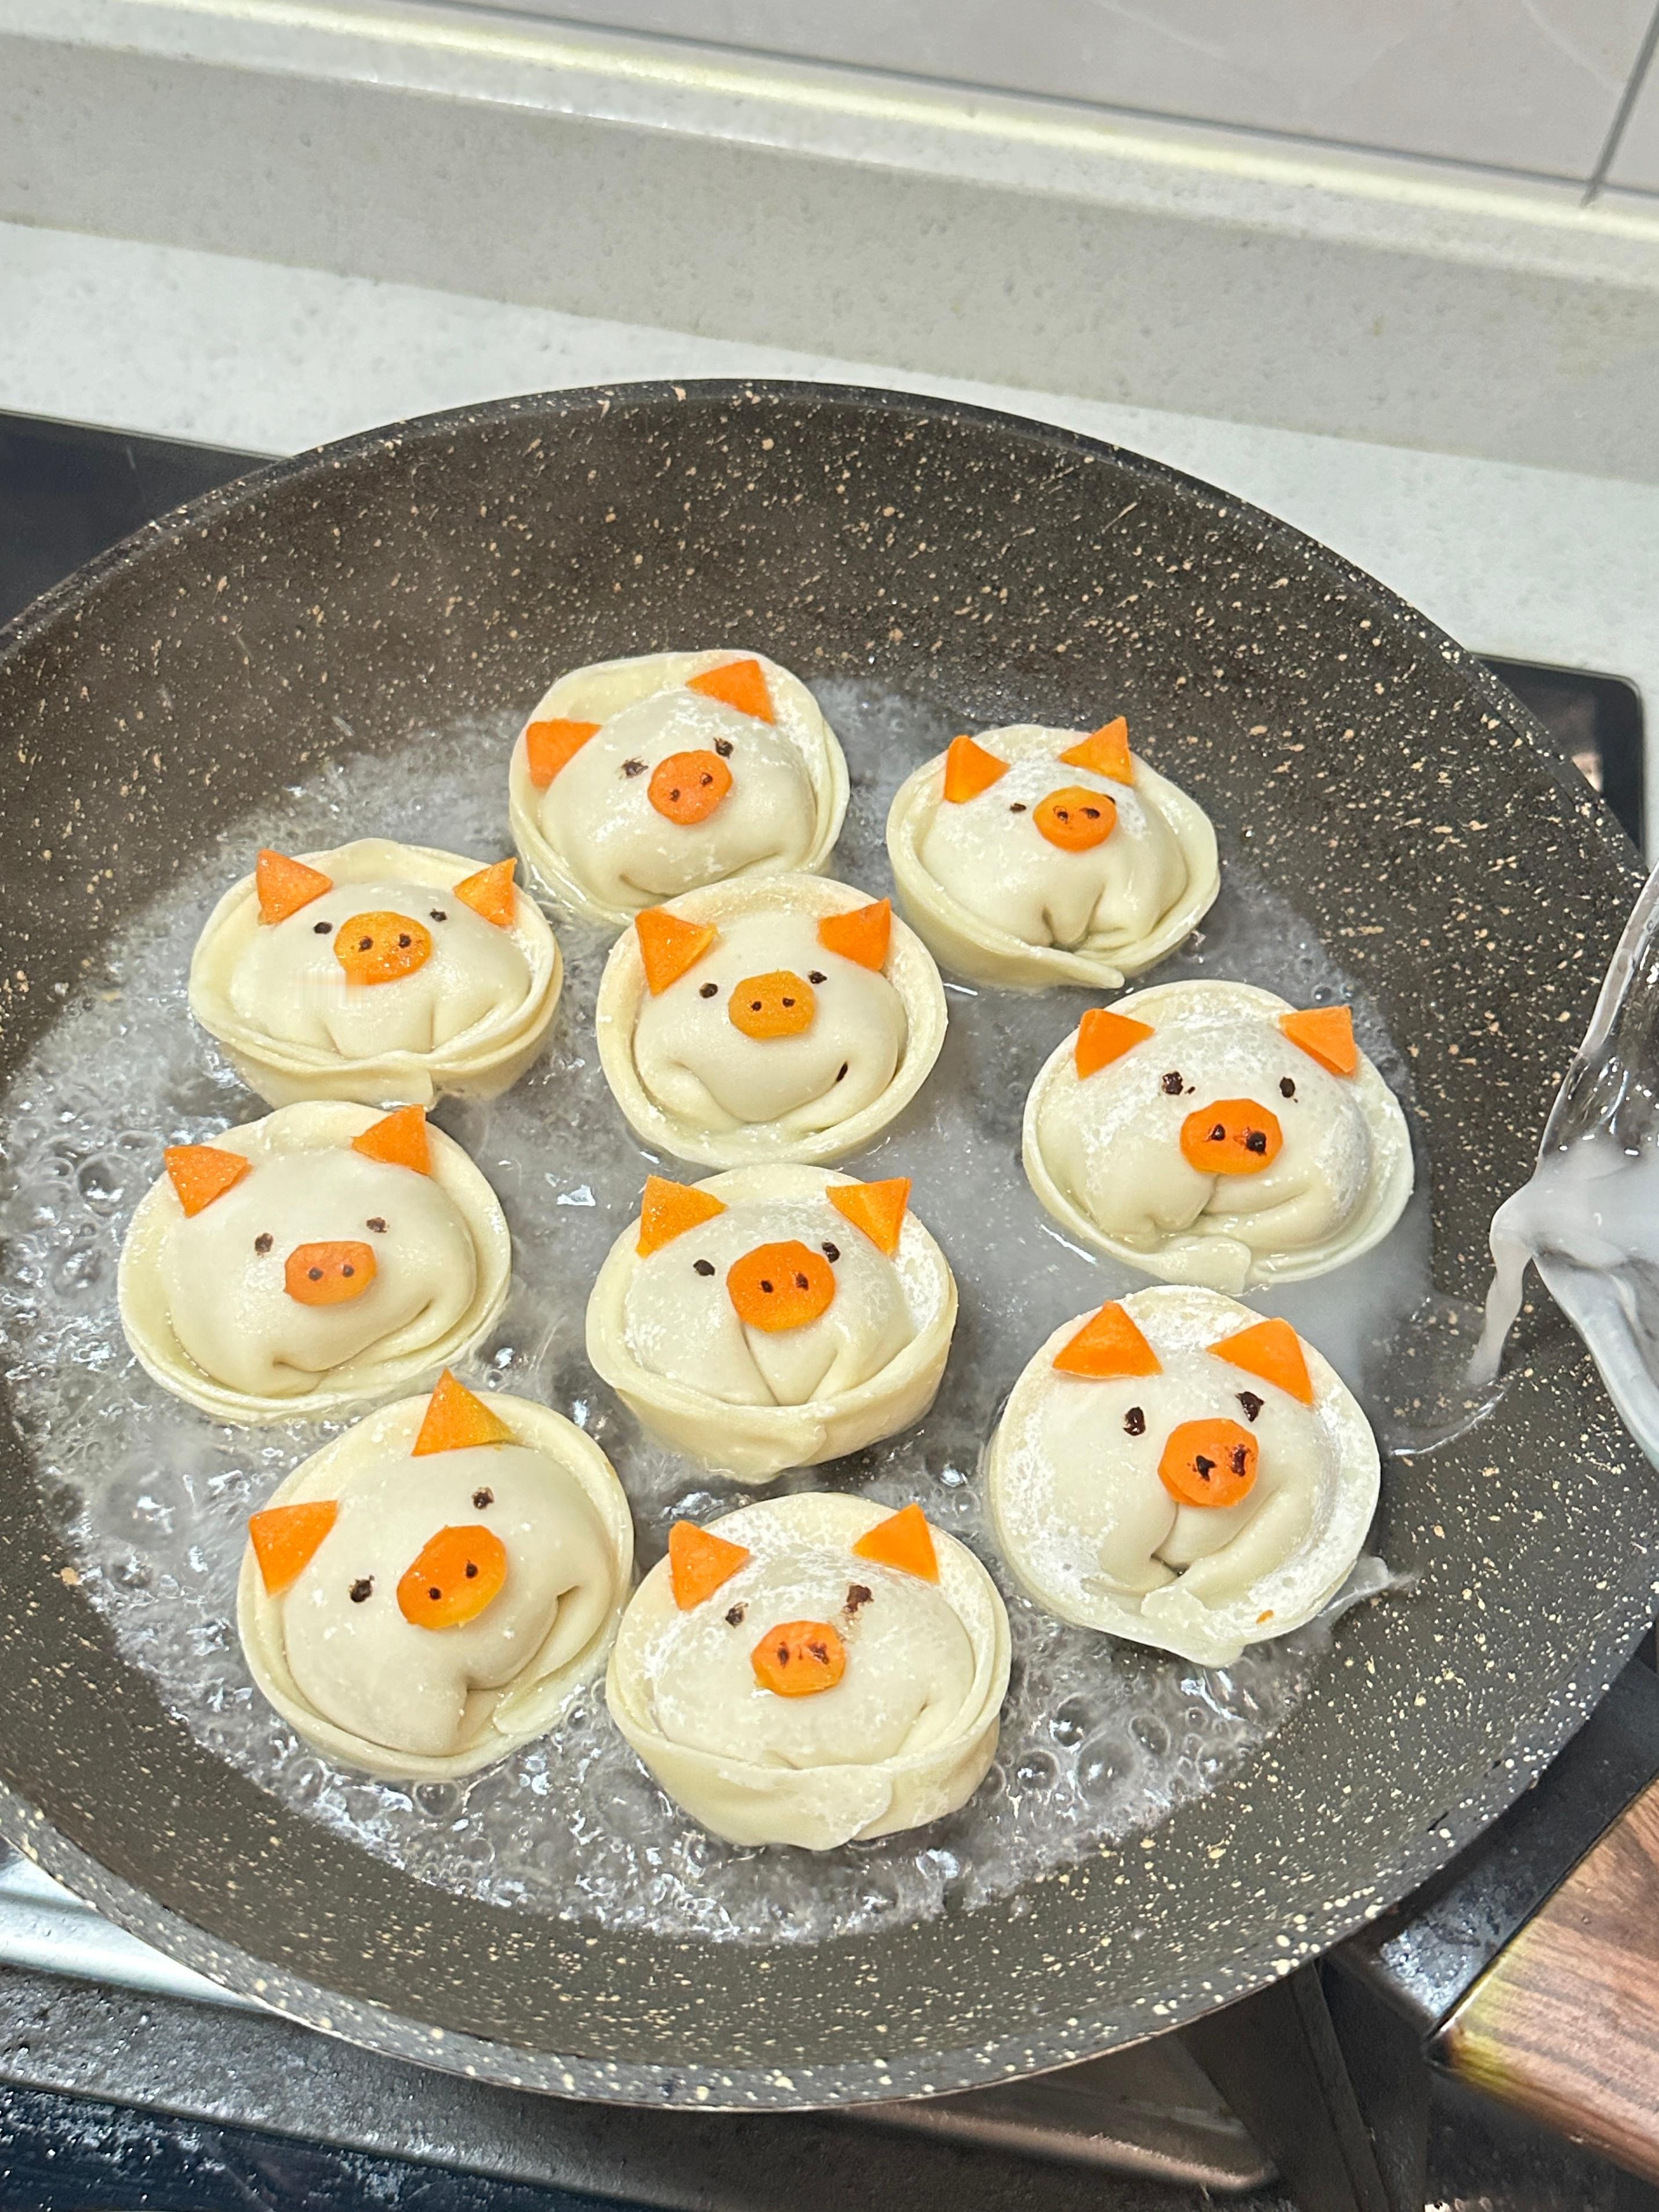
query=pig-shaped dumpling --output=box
[509,650,848,925]
[117,1101,511,1423]
[1023,980,1414,1292]
[595,872,948,1167]
[986,1288,1378,1665]
[887,719,1218,990]
[238,1373,634,1778]
[189,837,562,1108]
[605,1492,1008,1848]
[586,1166,957,1481]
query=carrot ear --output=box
[1210,1317,1314,1406]
[638,1174,727,1256]
[1053,1301,1161,1380]
[816,898,891,971]
[165,1144,251,1217]
[852,1503,938,1582]
[412,1370,515,1455]
[634,907,718,995]
[686,657,775,723]
[350,1104,431,1176]
[1279,1006,1358,1078]
[826,1177,909,1256]
[256,849,332,926]
[1059,716,1133,785]
[1075,1007,1154,1080]
[452,858,517,929]
[942,734,1008,803]
[669,1520,751,1609]
[524,717,600,789]
[249,1500,338,1595]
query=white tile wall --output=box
[485,0,1656,179]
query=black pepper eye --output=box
[473,1487,494,1509]
[1124,1405,1146,1436]
[725,1602,746,1626]
[622,758,646,777]
[1161,1071,1184,1096]
[808,970,826,985]
[713,737,734,757]
[1009,802,1028,813]
[845,1582,873,1615]
[366,1216,387,1234]
[822,1241,840,1262]
[430,908,448,923]
[1280,1076,1296,1099]
[692,1257,716,1277]
[699,982,718,999]
[834,1061,848,1082]
[313,920,332,935]
[1237,1391,1264,1423]
[254,1232,273,1255]
[349,1577,373,1604]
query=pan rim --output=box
[0,375,1645,2111]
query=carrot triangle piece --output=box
[256,848,332,926]
[350,1103,431,1176]
[1054,1301,1162,1380]
[412,1370,516,1456]
[638,1174,727,1256]
[524,717,600,789]
[1211,1317,1315,1406]
[1076,1007,1155,1080]
[1059,716,1133,785]
[1279,1005,1358,1078]
[669,1519,750,1609]
[249,1500,338,1595]
[852,1502,938,1582]
[816,897,891,971]
[635,906,718,994]
[164,1144,251,1217]
[942,734,1008,804]
[453,858,517,930]
[827,1177,910,1256]
[686,657,774,723]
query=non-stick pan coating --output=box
[0,382,1647,2107]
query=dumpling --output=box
[605,1492,1009,1848]
[509,650,848,924]
[189,837,562,1108]
[595,873,948,1167]
[986,1288,1378,1665]
[117,1101,511,1424]
[887,719,1218,989]
[238,1371,634,1778]
[1023,980,1414,1292]
[586,1167,957,1481]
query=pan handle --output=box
[1334,1649,1659,2185]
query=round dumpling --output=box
[509,650,848,924]
[238,1373,634,1778]
[1023,980,1414,1292]
[606,1492,1009,1849]
[887,719,1218,990]
[117,1102,511,1424]
[189,838,562,1108]
[595,873,947,1167]
[986,1288,1378,1665]
[586,1166,957,1481]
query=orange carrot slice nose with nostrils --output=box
[397,1524,509,1630]
[1159,1417,1259,1508]
[249,1499,339,1594]
[1179,1098,1283,1177]
[727,970,815,1040]
[1034,785,1117,851]
[649,749,732,825]
[334,911,432,986]
[727,1240,836,1332]
[752,1618,846,1696]
[284,1240,377,1306]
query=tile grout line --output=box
[1584,0,1659,203]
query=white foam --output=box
[0,681,1428,1945]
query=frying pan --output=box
[0,379,1647,2112]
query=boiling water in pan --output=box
[0,680,1461,1944]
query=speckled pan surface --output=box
[0,380,1648,2109]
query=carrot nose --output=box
[1158,1417,1259,1507]
[396,1524,509,1630]
[1179,1098,1283,1176]
[648,749,733,825]
[284,1239,377,1306]
[752,1618,847,1696]
[1034,785,1117,852]
[334,910,433,985]
[727,970,816,1040]
[727,1239,836,1332]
